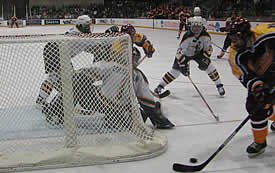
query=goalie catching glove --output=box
[142,40,155,58]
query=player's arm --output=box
[134,33,155,58]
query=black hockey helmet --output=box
[226,17,250,35]
[226,17,251,48]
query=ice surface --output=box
[0,25,274,173]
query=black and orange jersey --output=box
[233,23,275,91]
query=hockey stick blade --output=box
[172,115,251,172]
[173,162,205,172]
[151,90,170,98]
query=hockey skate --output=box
[154,85,164,95]
[151,101,175,129]
[216,84,225,96]
[217,51,225,59]
[153,85,170,98]
[271,122,275,132]
[246,141,267,157]
[35,95,46,110]
[151,115,175,129]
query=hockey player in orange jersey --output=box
[217,13,237,59]
[177,9,191,39]
[227,18,275,157]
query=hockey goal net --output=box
[0,33,167,172]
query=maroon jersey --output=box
[11,16,17,22]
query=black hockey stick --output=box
[188,75,219,122]
[173,99,275,172]
[173,115,250,172]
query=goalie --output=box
[107,24,174,129]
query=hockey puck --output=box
[189,158,198,163]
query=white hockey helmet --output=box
[194,7,201,16]
[190,16,204,35]
[77,15,92,26]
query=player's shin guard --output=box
[140,104,174,129]
[206,66,225,96]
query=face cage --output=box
[191,25,202,35]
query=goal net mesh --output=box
[0,33,167,172]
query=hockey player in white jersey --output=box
[187,7,207,30]
[154,16,225,96]
[65,15,93,34]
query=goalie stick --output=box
[173,99,275,172]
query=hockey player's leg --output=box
[271,121,275,132]
[269,107,275,132]
[36,75,60,109]
[140,103,174,129]
[194,55,225,96]
[42,95,64,127]
[154,61,181,96]
[205,63,225,96]
[245,95,274,157]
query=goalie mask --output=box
[121,24,136,39]
[190,17,203,36]
[77,15,92,33]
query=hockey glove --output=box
[105,25,119,33]
[251,82,266,104]
[179,62,190,76]
[143,40,155,58]
[177,55,190,76]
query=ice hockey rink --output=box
[0,25,274,173]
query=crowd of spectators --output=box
[28,0,272,21]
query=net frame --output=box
[0,33,167,172]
